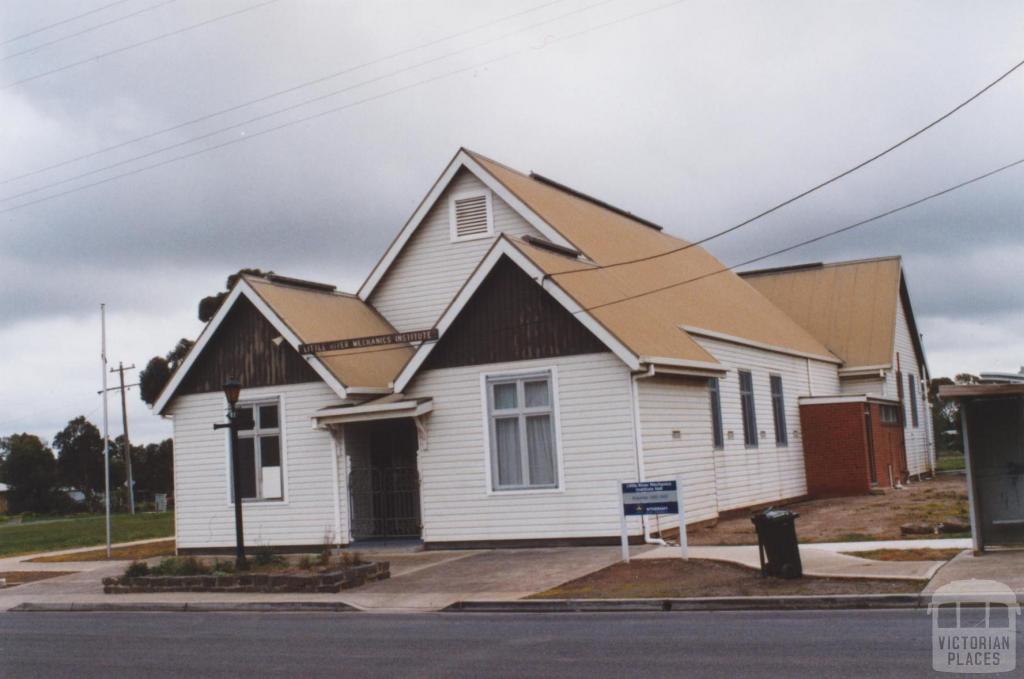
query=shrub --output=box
[151,556,209,576]
[252,545,284,567]
[297,555,314,570]
[211,559,236,575]
[124,561,150,577]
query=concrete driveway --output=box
[342,547,630,611]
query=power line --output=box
[550,53,1024,279]
[1,0,286,90]
[1,0,179,62]
[0,0,691,215]
[0,0,134,46]
[0,0,571,186]
[1,0,621,203]
[577,155,1024,312]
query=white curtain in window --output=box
[494,417,522,486]
[526,414,555,486]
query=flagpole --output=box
[101,304,111,559]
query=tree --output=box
[134,439,174,495]
[53,416,106,500]
[1,433,57,513]
[139,267,270,406]
[139,338,194,406]
[198,268,272,323]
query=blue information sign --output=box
[621,480,678,516]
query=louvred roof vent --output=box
[450,191,492,241]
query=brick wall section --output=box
[799,402,872,497]
[867,402,908,486]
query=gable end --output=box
[177,295,321,397]
[422,256,608,370]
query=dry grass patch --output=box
[843,548,964,562]
[29,539,176,563]
[683,475,969,546]
[530,559,924,599]
[0,571,76,587]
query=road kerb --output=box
[444,594,927,613]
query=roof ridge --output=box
[243,272,356,297]
[742,255,901,276]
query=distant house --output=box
[153,148,937,552]
[0,482,8,514]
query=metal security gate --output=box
[349,465,421,538]
[349,419,421,539]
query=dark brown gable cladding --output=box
[177,295,321,396]
[423,255,608,370]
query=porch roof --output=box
[313,395,433,427]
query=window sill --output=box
[487,486,564,497]
[229,498,287,506]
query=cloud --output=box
[2,0,1023,440]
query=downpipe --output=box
[631,364,667,546]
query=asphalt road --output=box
[0,609,1008,678]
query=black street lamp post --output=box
[213,377,247,570]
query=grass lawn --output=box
[28,538,176,563]
[0,512,174,558]
[530,559,924,599]
[842,548,963,562]
[936,454,966,472]
[0,571,76,587]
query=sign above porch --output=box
[298,329,438,355]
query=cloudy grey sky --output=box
[2,0,1022,445]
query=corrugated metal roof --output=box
[740,257,903,369]
[468,151,840,363]
[245,276,413,390]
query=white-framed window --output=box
[770,374,788,446]
[484,370,560,491]
[708,377,724,450]
[231,399,284,502]
[449,189,494,242]
[738,370,758,448]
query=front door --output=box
[350,420,421,539]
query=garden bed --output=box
[103,553,389,594]
[530,559,924,599]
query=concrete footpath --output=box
[3,539,1018,614]
[636,543,949,581]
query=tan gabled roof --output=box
[467,151,839,364]
[740,257,902,369]
[245,276,413,390]
[508,239,720,365]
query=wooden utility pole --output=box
[112,362,137,514]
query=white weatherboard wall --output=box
[405,352,640,543]
[635,375,718,533]
[693,337,840,512]
[888,298,934,475]
[370,169,541,332]
[169,382,343,550]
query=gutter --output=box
[629,365,669,547]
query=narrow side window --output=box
[738,370,758,448]
[709,378,724,449]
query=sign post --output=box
[619,479,687,561]
[617,480,630,563]
[677,475,688,560]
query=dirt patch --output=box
[0,571,76,587]
[844,548,964,562]
[682,475,968,545]
[29,539,176,563]
[529,559,923,599]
